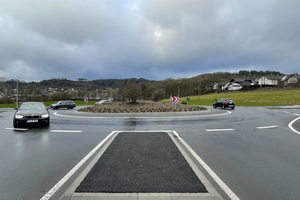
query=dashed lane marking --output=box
[256,126,278,129]
[205,129,235,132]
[50,130,82,133]
[5,128,29,131]
[295,114,299,116]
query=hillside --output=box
[5,78,154,91]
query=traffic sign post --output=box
[116,94,122,102]
[172,96,179,109]
[186,97,190,105]
[84,98,88,109]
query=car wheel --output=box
[56,107,59,110]
[213,105,216,109]
[70,106,73,109]
[222,105,225,109]
[232,107,235,109]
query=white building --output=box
[222,82,242,91]
[258,76,279,86]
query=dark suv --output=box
[50,100,76,109]
[213,99,235,109]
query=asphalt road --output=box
[0,105,300,200]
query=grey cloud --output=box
[0,0,300,82]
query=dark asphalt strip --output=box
[75,132,207,193]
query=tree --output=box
[151,88,166,101]
[121,79,146,104]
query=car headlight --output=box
[15,114,24,119]
[41,114,49,118]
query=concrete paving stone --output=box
[138,193,171,200]
[70,193,138,200]
[171,193,215,200]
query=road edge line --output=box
[40,131,116,200]
[172,131,240,200]
[53,110,231,119]
[288,117,300,135]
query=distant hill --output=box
[3,70,285,92]
[6,78,156,91]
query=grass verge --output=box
[161,89,300,106]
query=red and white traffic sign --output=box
[172,96,179,103]
[84,98,88,103]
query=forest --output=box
[0,70,294,103]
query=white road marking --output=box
[5,128,28,131]
[173,131,240,200]
[257,108,269,111]
[256,126,278,129]
[40,131,116,200]
[288,117,300,135]
[295,114,299,116]
[53,110,232,119]
[205,129,235,132]
[283,111,290,114]
[50,130,82,133]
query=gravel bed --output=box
[79,102,207,113]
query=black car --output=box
[50,100,76,109]
[13,102,50,128]
[213,98,235,109]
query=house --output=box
[222,82,242,91]
[230,78,253,86]
[221,78,254,91]
[258,76,280,86]
[281,73,300,85]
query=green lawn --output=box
[161,89,300,106]
[1,89,300,108]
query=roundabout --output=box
[1,106,300,200]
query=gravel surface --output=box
[79,102,207,113]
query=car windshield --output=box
[19,103,45,110]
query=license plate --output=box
[229,105,233,107]
[27,120,38,123]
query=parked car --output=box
[50,100,76,109]
[13,102,50,128]
[213,98,235,109]
[95,100,111,105]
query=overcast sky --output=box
[0,0,299,82]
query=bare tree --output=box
[122,79,146,104]
[151,88,166,101]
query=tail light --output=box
[74,103,76,105]
[224,101,227,104]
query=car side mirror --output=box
[14,107,18,110]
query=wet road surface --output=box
[1,106,300,200]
